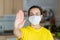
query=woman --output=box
[14,6,54,40]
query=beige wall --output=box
[4,0,13,14]
[0,0,23,16]
[5,0,23,14]
[14,0,23,14]
[0,0,4,16]
[58,0,60,16]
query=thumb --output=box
[23,20,26,24]
[21,20,26,26]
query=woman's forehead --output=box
[30,8,40,12]
[29,8,41,15]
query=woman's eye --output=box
[30,13,34,16]
[36,13,40,16]
[30,14,34,16]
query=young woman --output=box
[14,6,54,40]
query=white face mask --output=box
[29,15,42,25]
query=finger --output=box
[18,20,26,28]
[16,10,24,22]
[14,10,25,28]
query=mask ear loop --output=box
[41,15,43,18]
[39,15,43,25]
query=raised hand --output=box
[14,10,26,29]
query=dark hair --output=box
[28,5,43,16]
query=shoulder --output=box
[42,27,51,33]
[42,27,54,40]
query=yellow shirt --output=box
[16,26,54,40]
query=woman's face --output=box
[28,8,42,26]
[29,8,41,16]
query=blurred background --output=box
[0,0,60,40]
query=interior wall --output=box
[0,0,23,16]
[56,0,60,26]
[0,0,4,16]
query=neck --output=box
[30,24,41,29]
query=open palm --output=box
[14,10,26,29]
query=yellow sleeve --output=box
[47,30,54,40]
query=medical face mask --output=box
[29,15,42,25]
